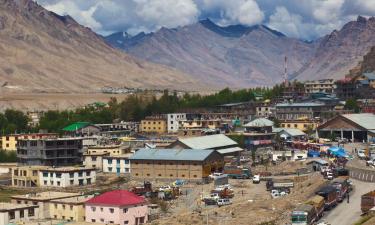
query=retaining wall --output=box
[347,164,375,182]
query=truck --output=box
[306,195,325,219]
[316,185,338,209]
[361,190,375,214]
[330,178,349,202]
[131,181,153,196]
[266,178,294,191]
[333,168,349,179]
[252,175,260,184]
[223,166,251,179]
[291,204,317,225]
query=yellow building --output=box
[280,119,319,132]
[50,195,93,222]
[86,145,127,156]
[140,116,167,134]
[1,135,18,151]
[12,166,48,187]
[130,149,224,180]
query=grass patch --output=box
[0,187,28,202]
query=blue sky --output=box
[35,0,375,40]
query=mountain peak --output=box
[357,15,367,23]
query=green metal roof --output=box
[62,122,91,131]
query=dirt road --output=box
[320,179,375,225]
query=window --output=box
[9,211,15,219]
[69,173,74,178]
[109,208,114,213]
[44,181,47,185]
[158,174,161,177]
[91,207,96,212]
[108,159,113,164]
[70,205,73,210]
[100,207,103,212]
[42,172,48,177]
[100,218,105,222]
[70,180,74,185]
[14,170,18,176]
[28,208,35,217]
[57,181,61,186]
[124,221,129,224]
[108,167,113,172]
[92,156,97,161]
[91,219,96,222]
[194,175,197,178]
[146,174,150,177]
[54,204,58,209]
[170,174,173,177]
[124,160,129,164]
[123,208,128,213]
[17,201,21,204]
[86,171,90,176]
[20,209,24,218]
[62,205,66,209]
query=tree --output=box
[344,98,360,113]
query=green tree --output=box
[344,98,360,113]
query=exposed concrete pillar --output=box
[341,129,343,139]
[352,130,355,143]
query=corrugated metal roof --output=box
[217,147,243,154]
[342,113,375,130]
[178,134,237,149]
[276,102,324,107]
[363,72,375,80]
[244,118,274,127]
[130,148,215,161]
[279,128,306,136]
[62,122,91,131]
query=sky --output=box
[35,0,375,40]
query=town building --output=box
[280,119,320,132]
[83,152,109,171]
[27,111,44,127]
[17,137,83,166]
[39,167,96,187]
[130,148,224,180]
[140,116,167,134]
[85,190,148,225]
[275,102,331,121]
[1,133,58,151]
[177,128,219,137]
[216,102,256,119]
[273,128,307,141]
[62,122,101,137]
[243,118,274,133]
[49,195,94,222]
[304,79,336,94]
[11,192,81,219]
[86,145,127,156]
[255,103,274,117]
[102,155,131,174]
[0,203,39,225]
[169,134,243,156]
[11,166,48,187]
[317,113,375,142]
[335,78,357,100]
[167,113,186,133]
[95,122,139,136]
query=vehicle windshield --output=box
[291,215,307,222]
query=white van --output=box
[217,198,232,207]
[252,175,260,184]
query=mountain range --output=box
[0,0,199,93]
[106,16,375,88]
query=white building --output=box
[39,167,96,187]
[103,155,131,174]
[0,203,39,225]
[167,113,186,133]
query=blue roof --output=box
[276,102,324,107]
[130,148,216,161]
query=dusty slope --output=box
[296,16,375,81]
[0,0,201,93]
[106,19,316,88]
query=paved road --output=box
[320,179,375,225]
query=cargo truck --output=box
[361,190,375,214]
[223,166,251,179]
[330,178,349,202]
[306,195,325,219]
[291,204,317,225]
[266,178,294,191]
[316,186,338,209]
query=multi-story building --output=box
[0,203,39,225]
[49,195,93,222]
[39,167,96,187]
[27,111,44,127]
[275,102,331,121]
[11,192,81,219]
[17,137,83,166]
[255,103,274,117]
[103,155,131,174]
[140,116,167,134]
[62,122,101,137]
[167,113,186,133]
[130,148,224,180]
[11,166,48,187]
[85,190,148,225]
[2,133,59,151]
[86,145,127,156]
[95,122,139,136]
[83,152,109,171]
[335,78,357,100]
[280,119,320,132]
[304,79,336,94]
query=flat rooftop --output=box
[103,153,133,159]
[0,203,36,211]
[39,167,95,172]
[12,192,81,201]
[50,195,94,204]
[83,152,110,156]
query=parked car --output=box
[252,175,260,184]
[209,172,225,179]
[217,198,232,207]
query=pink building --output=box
[85,190,148,225]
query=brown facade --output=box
[131,153,223,180]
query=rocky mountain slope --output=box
[0,0,200,93]
[106,19,317,88]
[295,16,375,80]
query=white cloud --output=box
[200,0,264,26]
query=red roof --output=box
[85,190,145,206]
